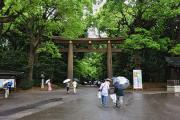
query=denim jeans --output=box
[101,95,108,107]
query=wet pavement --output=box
[0,87,180,120]
[0,98,62,116]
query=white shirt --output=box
[72,81,77,88]
[99,81,110,96]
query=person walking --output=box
[114,82,124,108]
[3,80,13,98]
[45,79,52,91]
[99,78,111,107]
[66,82,70,94]
[72,80,77,94]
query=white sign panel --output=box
[133,70,143,89]
[0,79,16,88]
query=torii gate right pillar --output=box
[107,40,113,79]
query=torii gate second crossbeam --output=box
[53,36,124,80]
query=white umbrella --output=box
[113,76,130,89]
[63,79,71,83]
[45,79,50,84]
[116,76,129,84]
[3,80,9,86]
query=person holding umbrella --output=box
[66,82,70,94]
[63,79,71,94]
[112,76,130,108]
[3,80,13,98]
[114,82,124,108]
[45,79,52,91]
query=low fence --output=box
[167,80,180,86]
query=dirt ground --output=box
[125,82,167,91]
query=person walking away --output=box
[66,82,70,94]
[3,81,13,98]
[45,79,52,91]
[72,80,77,94]
[97,81,101,88]
[99,78,111,107]
[114,82,124,108]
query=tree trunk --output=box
[26,43,36,82]
[134,52,141,69]
[25,34,40,82]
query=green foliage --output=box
[0,0,25,16]
[37,41,61,58]
[95,0,179,40]
[169,44,180,56]
[75,53,103,80]
[0,49,27,71]
[94,0,131,37]
[0,0,179,84]
[122,28,161,52]
[119,28,171,81]
[1,0,93,82]
[156,37,171,51]
[19,80,33,90]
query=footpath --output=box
[0,87,77,120]
[0,86,179,120]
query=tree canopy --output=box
[0,0,179,88]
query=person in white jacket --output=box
[72,80,78,94]
[99,78,111,107]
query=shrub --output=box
[19,80,33,90]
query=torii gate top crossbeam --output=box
[53,36,124,44]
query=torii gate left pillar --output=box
[67,41,73,80]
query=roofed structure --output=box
[165,57,180,68]
[165,57,180,80]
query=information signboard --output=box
[0,79,16,88]
[133,70,143,89]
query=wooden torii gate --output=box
[53,36,124,80]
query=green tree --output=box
[92,0,179,82]
[75,53,103,81]
[169,44,180,56]
[2,0,92,83]
[95,0,180,39]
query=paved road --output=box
[13,87,180,120]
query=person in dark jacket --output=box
[114,82,124,107]
[66,82,70,94]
